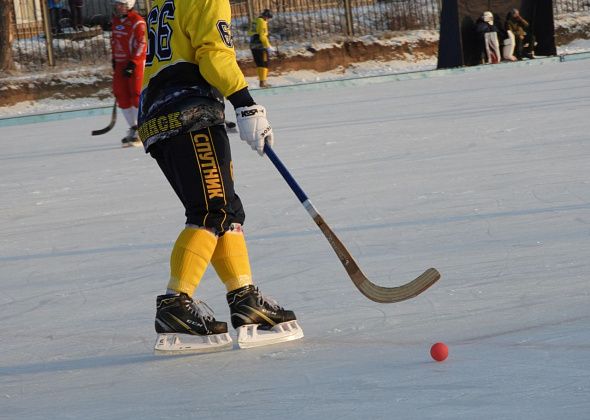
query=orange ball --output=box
[430,342,448,362]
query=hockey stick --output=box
[263,144,440,303]
[91,101,117,136]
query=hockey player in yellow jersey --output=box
[248,9,274,88]
[139,0,303,353]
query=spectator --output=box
[505,8,533,60]
[248,9,274,88]
[47,0,65,35]
[501,29,517,61]
[475,11,501,64]
[68,0,83,30]
[111,0,146,147]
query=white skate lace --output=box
[253,287,283,311]
[185,299,215,321]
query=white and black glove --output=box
[235,104,274,156]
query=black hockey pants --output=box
[149,125,245,234]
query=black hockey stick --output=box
[91,101,117,136]
[264,143,440,303]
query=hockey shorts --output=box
[113,62,142,109]
[251,48,269,68]
[149,125,245,234]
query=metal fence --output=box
[554,0,590,13]
[6,0,590,71]
[9,0,152,69]
[230,0,442,48]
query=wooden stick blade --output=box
[315,213,440,303]
[352,267,440,303]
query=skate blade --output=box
[121,140,142,148]
[236,320,304,349]
[154,332,233,355]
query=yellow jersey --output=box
[138,0,250,149]
[249,17,271,49]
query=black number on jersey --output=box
[146,0,176,66]
[216,20,234,48]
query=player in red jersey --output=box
[111,0,146,147]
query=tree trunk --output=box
[0,0,15,71]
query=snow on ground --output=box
[0,54,439,118]
[1,36,589,118]
[1,50,589,419]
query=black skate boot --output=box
[121,125,141,148]
[155,293,227,335]
[154,294,232,354]
[226,285,296,329]
[226,285,303,348]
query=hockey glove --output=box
[123,61,136,78]
[235,105,274,156]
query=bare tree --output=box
[0,0,15,71]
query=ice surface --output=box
[1,58,589,419]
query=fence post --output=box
[343,0,354,36]
[0,0,15,71]
[246,0,254,26]
[40,0,55,66]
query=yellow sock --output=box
[211,228,253,292]
[257,67,268,82]
[168,227,218,296]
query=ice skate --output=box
[226,285,303,349]
[154,293,233,355]
[121,125,142,148]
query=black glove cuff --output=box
[228,87,256,109]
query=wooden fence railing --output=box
[4,0,589,71]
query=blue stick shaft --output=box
[264,144,309,204]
